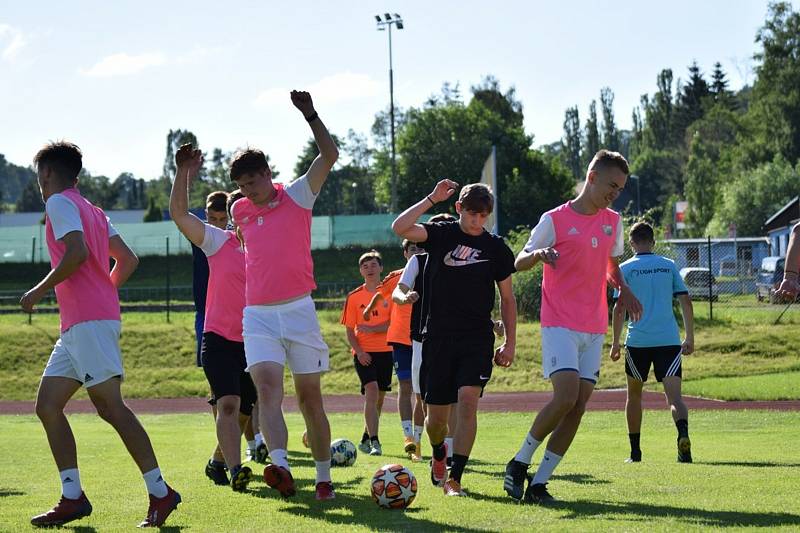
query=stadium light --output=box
[374,12,404,212]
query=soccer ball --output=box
[330,438,357,467]
[301,430,309,448]
[371,464,417,509]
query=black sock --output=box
[676,419,689,438]
[361,432,369,443]
[210,459,226,468]
[432,441,446,461]
[450,454,468,482]
[629,432,641,457]
[371,436,380,444]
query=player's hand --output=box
[493,320,505,337]
[20,287,43,313]
[403,291,420,304]
[681,338,694,356]
[429,179,459,204]
[493,343,514,367]
[609,342,621,361]
[175,144,203,182]
[536,247,559,267]
[618,285,643,322]
[290,90,315,117]
[775,278,800,302]
[356,351,372,366]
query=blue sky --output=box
[1,0,792,182]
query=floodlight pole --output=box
[376,14,403,212]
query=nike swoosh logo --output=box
[443,252,489,267]
[479,375,490,380]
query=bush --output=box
[506,226,542,320]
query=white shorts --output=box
[42,320,124,387]
[243,296,329,375]
[541,327,604,383]
[411,340,423,395]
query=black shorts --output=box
[201,332,257,416]
[354,351,393,395]
[421,332,495,405]
[625,345,683,383]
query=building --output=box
[764,196,799,258]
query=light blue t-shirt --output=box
[615,253,689,347]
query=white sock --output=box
[143,467,168,498]
[255,432,265,446]
[413,425,424,444]
[60,468,82,499]
[401,420,413,439]
[247,439,257,453]
[269,449,290,471]
[315,460,332,483]
[514,432,542,465]
[532,450,563,485]
[444,437,454,459]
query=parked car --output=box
[756,256,786,303]
[718,257,738,277]
[679,267,719,301]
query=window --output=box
[686,246,699,267]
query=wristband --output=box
[305,111,319,123]
[426,195,436,206]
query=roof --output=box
[665,237,769,245]
[764,196,799,228]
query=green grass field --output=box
[1,411,799,531]
[1,308,799,402]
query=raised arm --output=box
[20,231,88,312]
[109,234,139,288]
[292,91,339,194]
[608,256,642,322]
[392,179,458,243]
[169,144,206,246]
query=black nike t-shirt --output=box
[420,220,516,336]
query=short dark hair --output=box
[401,239,415,252]
[429,213,457,223]
[34,141,83,183]
[227,189,245,219]
[458,183,494,214]
[589,149,629,176]
[359,249,382,266]
[629,221,655,244]
[206,191,229,213]
[230,149,270,181]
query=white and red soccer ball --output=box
[371,464,417,509]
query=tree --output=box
[582,100,600,167]
[143,195,163,222]
[599,87,620,151]
[641,69,677,151]
[16,179,43,212]
[163,129,199,180]
[674,61,710,143]
[710,61,735,110]
[561,106,582,180]
[629,148,684,214]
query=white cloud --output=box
[0,24,27,61]
[81,52,167,77]
[253,72,383,110]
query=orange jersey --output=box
[379,270,412,346]
[340,284,392,353]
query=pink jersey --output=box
[232,176,317,305]
[201,228,246,342]
[45,188,120,332]
[525,201,623,334]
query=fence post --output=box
[29,236,36,325]
[166,236,171,323]
[707,235,713,321]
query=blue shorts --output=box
[391,343,413,381]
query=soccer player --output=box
[393,181,517,498]
[504,149,642,504]
[21,141,180,528]
[341,250,393,456]
[169,146,257,491]
[609,221,695,463]
[775,223,800,301]
[230,90,338,501]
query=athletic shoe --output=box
[369,442,383,456]
[446,456,453,469]
[677,436,692,463]
[30,492,93,527]
[263,464,296,497]
[443,478,466,497]
[524,482,555,505]
[430,442,448,487]
[255,443,269,464]
[503,459,528,501]
[138,485,181,528]
[358,440,371,454]
[245,447,256,461]
[205,460,229,485]
[625,450,642,463]
[315,481,336,501]
[404,436,416,456]
[230,465,254,492]
[410,443,423,462]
